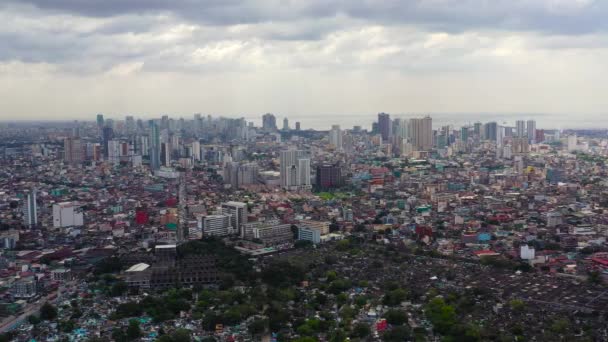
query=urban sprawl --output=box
[0,113,607,342]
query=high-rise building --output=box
[102,126,114,158]
[410,116,433,150]
[395,119,409,140]
[515,120,526,138]
[282,118,289,130]
[473,122,482,136]
[107,140,122,165]
[149,121,161,170]
[125,116,135,134]
[483,122,498,142]
[23,189,37,227]
[221,202,248,237]
[53,202,84,228]
[377,113,391,142]
[512,137,529,154]
[295,122,301,131]
[262,113,277,132]
[460,126,469,142]
[64,137,83,165]
[316,164,342,189]
[96,114,104,130]
[329,125,342,150]
[280,149,311,190]
[527,120,536,143]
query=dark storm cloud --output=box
[6,0,608,34]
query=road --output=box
[0,282,69,333]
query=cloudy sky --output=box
[1,0,607,128]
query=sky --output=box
[1,0,608,129]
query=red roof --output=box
[591,258,608,267]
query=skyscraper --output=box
[316,164,343,189]
[102,126,114,158]
[295,122,301,131]
[329,125,342,150]
[282,118,289,130]
[516,120,526,138]
[64,137,83,165]
[410,116,433,150]
[527,120,536,144]
[23,189,37,227]
[280,149,311,190]
[483,122,498,141]
[262,113,277,132]
[96,114,104,130]
[148,120,161,170]
[377,113,391,142]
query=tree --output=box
[383,288,408,306]
[27,315,41,325]
[425,297,456,334]
[110,281,129,297]
[126,319,142,340]
[382,326,411,342]
[157,329,192,342]
[40,302,58,321]
[509,299,525,312]
[248,318,267,336]
[385,309,407,326]
[112,328,127,342]
[351,323,371,338]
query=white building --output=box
[280,149,311,190]
[52,202,84,228]
[520,245,535,260]
[221,201,248,236]
[567,135,578,152]
[329,125,342,150]
[23,189,37,227]
[199,214,234,236]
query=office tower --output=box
[280,149,311,190]
[460,126,469,142]
[436,134,447,149]
[377,113,391,142]
[96,114,104,129]
[262,113,277,132]
[496,125,505,147]
[64,137,83,165]
[410,116,433,150]
[102,126,114,158]
[161,142,171,167]
[329,125,342,150]
[125,116,135,134]
[53,202,84,228]
[483,122,498,141]
[316,165,342,190]
[149,121,161,170]
[221,201,247,237]
[395,119,409,139]
[23,189,37,227]
[516,120,526,138]
[527,120,536,143]
[160,115,169,130]
[473,122,482,136]
[283,118,289,130]
[295,122,301,131]
[107,140,122,165]
[72,121,80,138]
[297,158,312,188]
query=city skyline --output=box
[2,1,608,123]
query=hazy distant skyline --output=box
[1,0,608,125]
